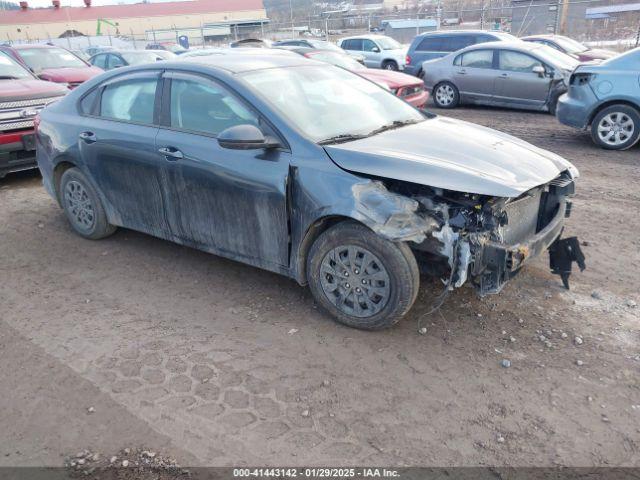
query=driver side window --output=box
[169,77,259,136]
[498,51,543,73]
[362,39,378,52]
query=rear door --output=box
[341,39,363,58]
[452,49,498,104]
[155,71,290,267]
[494,50,552,108]
[77,70,171,237]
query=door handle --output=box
[79,131,97,144]
[158,146,183,161]
[457,69,467,75]
[500,73,508,78]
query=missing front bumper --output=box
[472,201,568,295]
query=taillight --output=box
[406,54,412,65]
[571,73,593,86]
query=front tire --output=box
[59,167,116,240]
[307,222,420,330]
[433,81,460,109]
[590,105,640,150]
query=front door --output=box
[78,70,171,238]
[452,49,497,104]
[494,50,552,109]
[362,39,381,68]
[155,71,290,267]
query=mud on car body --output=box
[35,54,580,330]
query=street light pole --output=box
[289,0,294,35]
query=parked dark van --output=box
[405,30,517,77]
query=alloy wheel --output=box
[64,180,95,231]
[319,245,391,318]
[435,84,455,106]
[597,112,635,147]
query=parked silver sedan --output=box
[422,41,579,113]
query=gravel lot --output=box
[1,106,638,469]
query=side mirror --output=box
[217,124,280,150]
[532,65,545,77]
[372,47,381,53]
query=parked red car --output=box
[522,35,616,62]
[0,44,102,89]
[284,48,429,108]
[0,51,68,178]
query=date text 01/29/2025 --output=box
[233,468,400,478]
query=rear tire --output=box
[59,167,116,240]
[382,60,399,71]
[590,105,640,150]
[433,81,460,109]
[307,221,420,330]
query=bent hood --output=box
[324,116,578,198]
[38,66,102,84]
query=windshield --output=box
[121,51,163,65]
[376,36,402,50]
[553,36,588,54]
[241,65,424,143]
[18,47,87,71]
[306,51,365,70]
[0,51,33,79]
[308,40,344,53]
[534,44,580,70]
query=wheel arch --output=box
[52,158,78,206]
[295,215,359,285]
[587,99,640,126]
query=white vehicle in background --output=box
[337,34,407,70]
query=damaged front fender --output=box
[351,181,439,243]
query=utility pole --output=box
[636,21,640,47]
[289,0,294,35]
[557,0,570,34]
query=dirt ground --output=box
[1,106,638,470]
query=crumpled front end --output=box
[387,170,577,295]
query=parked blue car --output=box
[405,29,518,77]
[557,47,640,150]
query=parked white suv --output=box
[337,35,407,70]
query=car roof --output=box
[417,29,513,37]
[461,40,542,52]
[176,51,314,73]
[11,44,60,50]
[339,34,391,40]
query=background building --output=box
[0,0,268,43]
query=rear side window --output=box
[79,88,99,115]
[417,36,446,52]
[459,49,494,68]
[100,77,157,124]
[447,35,475,51]
[498,50,543,72]
[343,39,363,51]
[169,77,258,136]
[91,54,107,69]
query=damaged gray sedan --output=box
[36,53,580,330]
